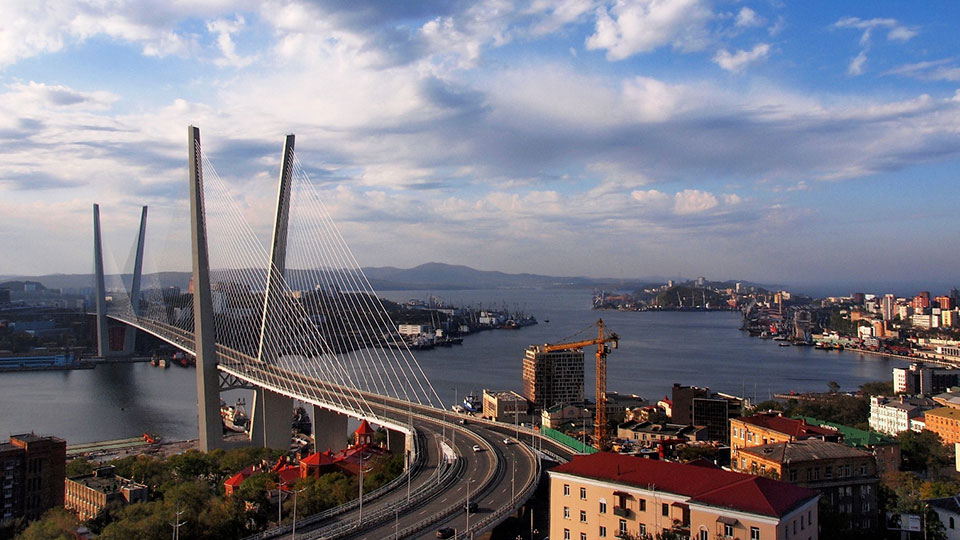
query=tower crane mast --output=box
[543,319,619,448]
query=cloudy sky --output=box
[1,1,958,288]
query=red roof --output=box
[355,419,375,436]
[302,451,339,466]
[551,453,817,518]
[737,413,837,439]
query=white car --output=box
[472,444,481,452]
[503,438,513,445]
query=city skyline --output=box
[1,1,959,286]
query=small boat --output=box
[221,398,250,433]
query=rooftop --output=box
[927,496,960,513]
[792,416,895,447]
[550,452,817,518]
[925,407,960,421]
[739,439,871,464]
[735,413,838,439]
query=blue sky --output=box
[0,1,958,290]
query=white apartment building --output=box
[869,396,928,435]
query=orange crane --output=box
[543,319,619,449]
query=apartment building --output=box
[549,452,820,540]
[730,413,840,473]
[522,346,584,410]
[869,395,933,435]
[737,439,879,532]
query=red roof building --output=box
[730,413,841,473]
[549,452,819,540]
[354,419,376,446]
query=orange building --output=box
[923,407,960,445]
[549,452,819,540]
[730,413,840,472]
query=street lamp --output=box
[290,486,307,540]
[276,480,287,526]
[358,454,374,525]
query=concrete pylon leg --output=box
[250,388,292,450]
[123,206,148,356]
[92,204,109,358]
[188,125,224,452]
[313,406,348,453]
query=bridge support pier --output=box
[250,388,292,450]
[313,406,348,453]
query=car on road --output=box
[472,444,481,452]
[466,501,478,513]
[436,527,454,538]
[459,418,468,425]
[503,438,513,445]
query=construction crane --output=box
[543,319,619,449]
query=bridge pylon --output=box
[249,133,296,450]
[92,204,109,358]
[188,125,225,452]
[122,206,148,355]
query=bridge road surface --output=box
[336,423,536,540]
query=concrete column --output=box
[92,204,109,358]
[257,134,295,364]
[122,205,148,355]
[250,387,293,450]
[387,429,406,453]
[313,406,348,453]
[188,125,224,452]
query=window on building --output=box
[844,464,851,476]
[564,529,570,540]
[789,469,797,482]
[580,533,587,540]
[564,484,570,496]
[580,510,587,523]
[750,526,760,540]
[760,464,766,474]
[806,469,812,481]
[724,523,734,537]
[638,498,646,511]
[599,500,606,514]
[860,464,867,475]
[639,523,646,535]
[862,501,870,512]
[662,503,669,517]
[580,487,587,500]
[599,526,607,537]
[812,468,820,480]
[801,515,805,529]
[699,529,709,540]
[619,519,627,534]
[824,466,832,478]
[950,516,955,529]
[563,507,570,519]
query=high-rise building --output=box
[935,296,955,310]
[0,433,66,524]
[522,346,584,410]
[912,292,931,310]
[881,294,896,321]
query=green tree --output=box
[859,380,894,396]
[898,430,951,473]
[14,508,78,540]
[827,381,840,393]
[65,457,94,477]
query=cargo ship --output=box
[221,398,250,433]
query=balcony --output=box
[613,506,633,518]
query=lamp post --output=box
[276,480,286,526]
[290,486,307,540]
[358,454,374,525]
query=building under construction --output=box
[522,346,584,411]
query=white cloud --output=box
[713,43,770,72]
[833,16,918,76]
[673,189,718,214]
[847,49,868,76]
[735,7,764,28]
[586,0,713,60]
[207,15,256,68]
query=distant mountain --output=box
[4,263,770,293]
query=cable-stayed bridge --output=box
[89,126,571,539]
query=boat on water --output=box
[221,398,250,433]
[462,394,482,413]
